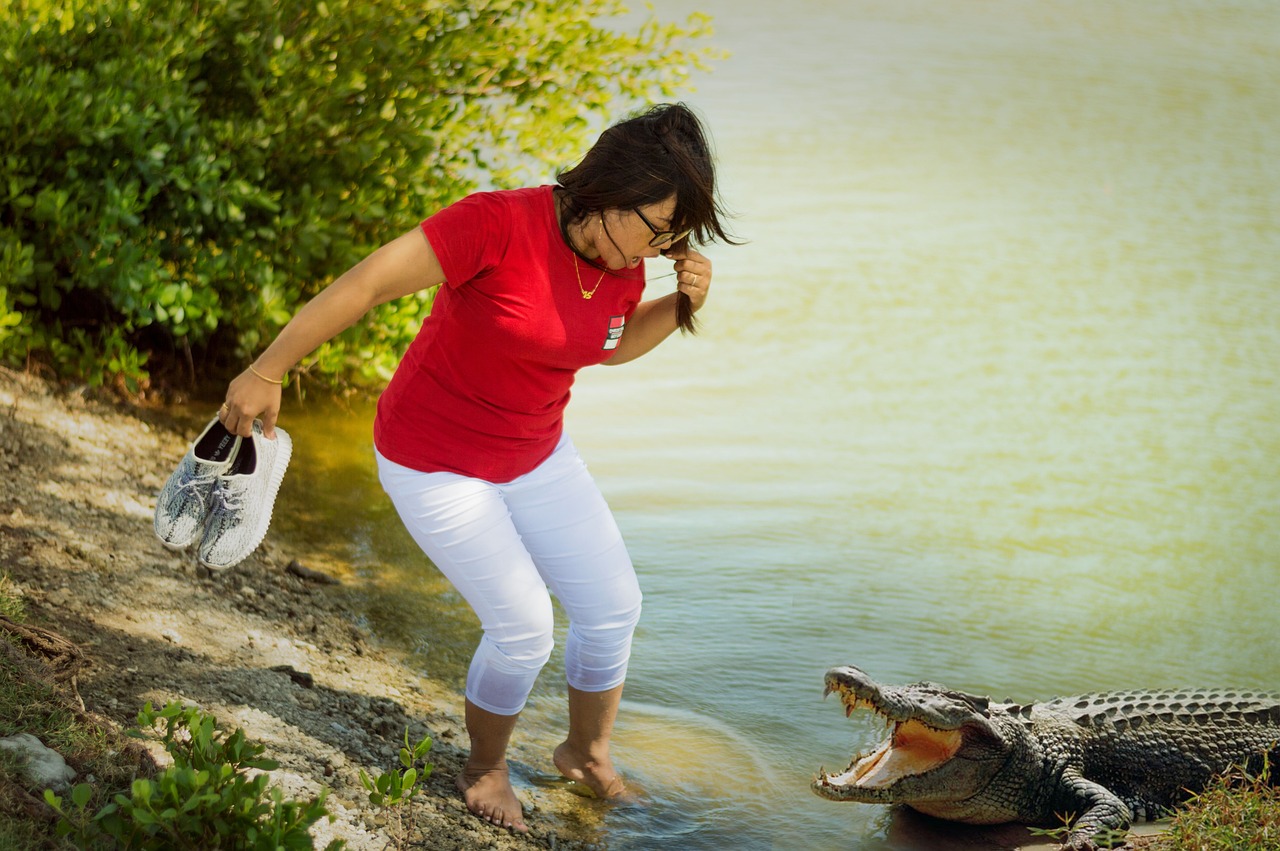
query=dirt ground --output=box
[0,366,610,850]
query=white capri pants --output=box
[376,435,642,716]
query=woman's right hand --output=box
[219,367,284,439]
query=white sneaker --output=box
[198,420,292,571]
[154,417,242,550]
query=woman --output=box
[218,102,735,833]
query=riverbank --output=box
[5,364,1271,851]
[0,366,607,849]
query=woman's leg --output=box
[460,699,525,830]
[554,684,628,798]
[377,452,555,832]
[502,437,642,798]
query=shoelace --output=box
[176,471,218,500]
[207,481,245,516]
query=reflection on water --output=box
[266,1,1280,848]
[524,700,789,850]
[262,400,480,687]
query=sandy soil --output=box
[0,366,609,850]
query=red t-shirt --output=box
[373,186,646,482]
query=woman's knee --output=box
[569,592,642,652]
[482,598,557,671]
[478,628,555,673]
[467,630,555,716]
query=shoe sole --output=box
[198,430,293,571]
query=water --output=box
[273,1,1280,847]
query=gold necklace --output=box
[573,216,607,299]
[574,256,606,299]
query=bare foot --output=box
[456,764,529,833]
[553,742,632,801]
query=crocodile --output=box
[812,665,1280,850]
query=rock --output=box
[0,733,78,792]
[286,559,341,585]
[270,664,315,689]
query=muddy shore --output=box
[0,366,610,849]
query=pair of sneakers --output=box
[153,415,293,570]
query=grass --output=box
[0,574,152,850]
[0,574,24,620]
[1141,756,1279,851]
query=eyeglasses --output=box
[633,207,693,248]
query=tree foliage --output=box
[0,0,716,395]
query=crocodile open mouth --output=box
[817,692,963,791]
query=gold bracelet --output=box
[248,363,284,385]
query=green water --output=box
[269,2,1280,847]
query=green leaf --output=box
[71,782,93,809]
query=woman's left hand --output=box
[663,244,712,313]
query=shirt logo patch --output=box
[603,314,625,350]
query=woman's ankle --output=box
[553,741,625,798]
[462,759,510,779]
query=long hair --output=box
[558,103,738,333]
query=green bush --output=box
[0,0,714,394]
[44,701,344,850]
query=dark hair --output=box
[557,102,738,333]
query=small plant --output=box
[360,728,433,808]
[0,574,25,621]
[1028,814,1129,849]
[44,701,344,850]
[360,728,433,842]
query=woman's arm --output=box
[221,227,445,437]
[604,245,712,366]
